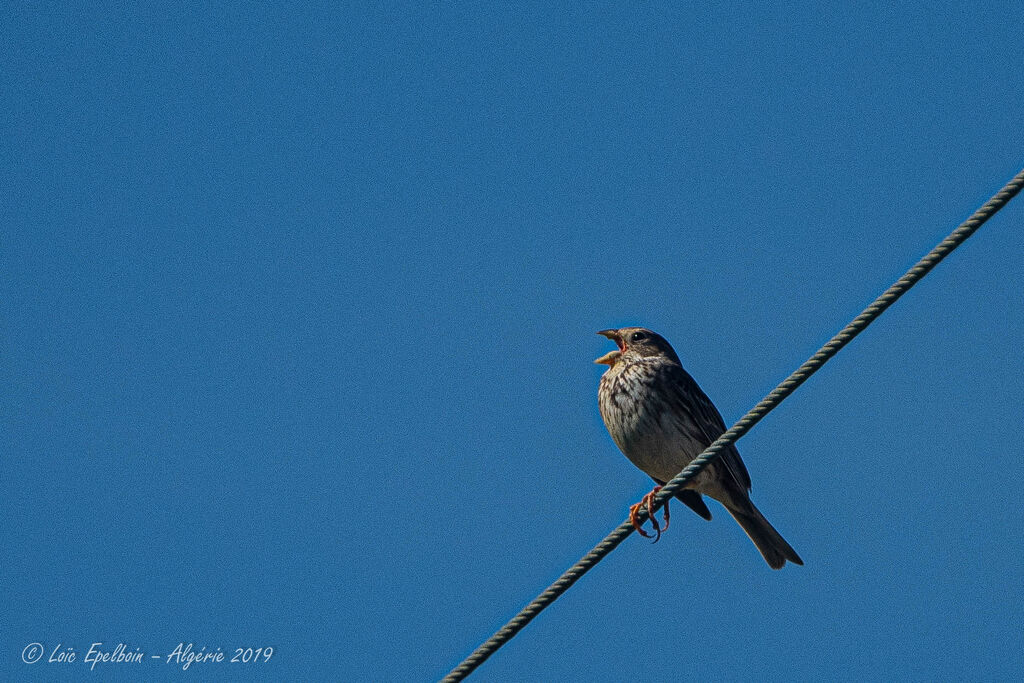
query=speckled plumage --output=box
[596,327,802,569]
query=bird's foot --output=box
[629,486,670,543]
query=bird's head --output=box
[594,327,680,365]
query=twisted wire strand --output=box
[443,167,1024,682]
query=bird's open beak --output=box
[595,329,624,365]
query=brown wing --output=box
[661,362,752,493]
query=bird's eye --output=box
[630,331,647,342]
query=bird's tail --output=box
[727,502,803,570]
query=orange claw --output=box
[630,486,670,542]
[629,501,655,539]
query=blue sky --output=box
[4,3,1023,681]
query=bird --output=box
[595,326,802,569]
